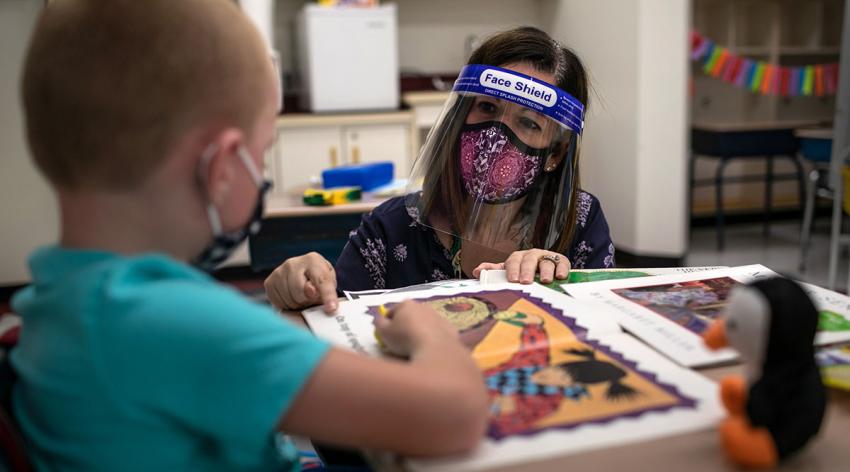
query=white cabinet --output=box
[274,126,342,195]
[270,112,415,196]
[343,123,411,171]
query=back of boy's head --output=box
[22,0,271,192]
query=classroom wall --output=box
[546,0,689,258]
[635,1,689,255]
[394,0,546,74]
[273,0,547,90]
[0,0,58,286]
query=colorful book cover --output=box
[563,265,850,368]
[303,284,722,471]
[344,279,481,301]
[816,346,850,391]
[479,267,725,293]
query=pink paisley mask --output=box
[459,121,551,204]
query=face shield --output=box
[406,64,585,276]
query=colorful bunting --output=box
[691,31,839,97]
[803,66,814,96]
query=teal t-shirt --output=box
[11,246,330,471]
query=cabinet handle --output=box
[329,147,338,167]
[352,146,361,164]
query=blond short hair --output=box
[22,0,271,191]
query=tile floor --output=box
[686,216,847,292]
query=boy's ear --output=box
[201,128,246,205]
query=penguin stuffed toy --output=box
[702,277,826,469]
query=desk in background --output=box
[249,195,388,272]
[690,120,820,250]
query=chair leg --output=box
[800,169,819,272]
[716,157,729,251]
[764,155,774,238]
[792,154,807,219]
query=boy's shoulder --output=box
[22,248,285,342]
[98,254,283,338]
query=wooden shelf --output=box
[778,46,841,55]
[691,0,842,217]
[730,46,771,56]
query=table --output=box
[283,308,850,472]
[690,121,817,250]
[247,194,390,272]
[264,194,389,219]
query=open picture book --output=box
[478,266,725,291]
[563,264,850,368]
[303,283,722,472]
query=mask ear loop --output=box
[197,143,223,238]
[237,146,265,187]
[236,145,273,236]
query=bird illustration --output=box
[556,348,639,401]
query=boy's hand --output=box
[264,252,338,313]
[374,300,459,357]
[473,248,570,284]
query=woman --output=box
[265,27,614,309]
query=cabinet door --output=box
[342,123,412,178]
[274,126,342,196]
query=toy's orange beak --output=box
[703,319,728,350]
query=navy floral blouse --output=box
[335,191,615,291]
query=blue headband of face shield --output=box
[453,64,585,135]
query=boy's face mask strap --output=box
[192,142,272,272]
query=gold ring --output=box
[539,254,560,266]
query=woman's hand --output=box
[472,248,570,284]
[264,252,339,313]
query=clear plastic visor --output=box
[405,90,582,277]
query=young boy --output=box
[12,1,488,470]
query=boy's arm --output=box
[279,301,490,456]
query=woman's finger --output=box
[472,262,504,278]
[554,256,571,280]
[538,255,557,284]
[285,266,310,308]
[504,251,525,282]
[518,251,541,284]
[305,264,339,313]
[264,268,289,309]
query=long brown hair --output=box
[419,26,590,254]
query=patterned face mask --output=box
[459,121,551,204]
